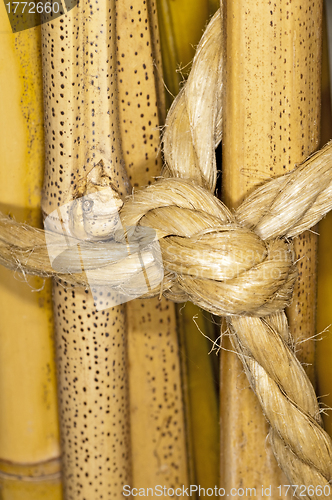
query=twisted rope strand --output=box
[0,8,331,497]
[162,9,223,191]
[237,141,332,240]
[230,316,332,484]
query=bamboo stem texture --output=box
[41,2,131,497]
[221,0,323,495]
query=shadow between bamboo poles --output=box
[0,8,62,499]
[41,2,132,497]
[116,0,190,490]
[221,0,322,495]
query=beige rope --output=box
[162,9,223,191]
[0,8,332,498]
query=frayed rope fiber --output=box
[0,8,332,498]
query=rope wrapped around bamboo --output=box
[0,8,332,498]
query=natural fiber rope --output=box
[0,8,332,497]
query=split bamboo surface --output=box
[41,2,131,498]
[0,8,61,500]
[221,0,323,496]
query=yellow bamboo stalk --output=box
[157,0,219,490]
[177,302,219,490]
[41,3,132,497]
[317,3,332,437]
[157,0,210,102]
[209,0,220,17]
[0,476,62,500]
[116,0,190,489]
[221,0,322,495]
[0,7,61,499]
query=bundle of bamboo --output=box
[1,1,332,500]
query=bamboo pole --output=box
[115,0,190,489]
[316,2,332,438]
[156,0,220,490]
[221,0,322,495]
[41,3,131,497]
[0,8,61,499]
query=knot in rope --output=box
[117,178,297,317]
[1,139,332,318]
